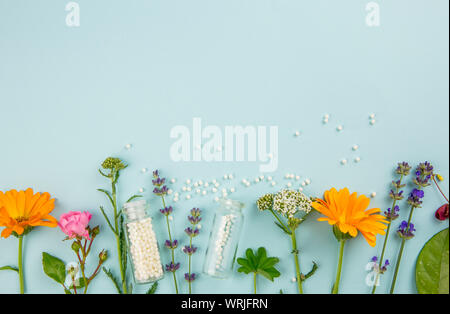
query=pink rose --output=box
[58,211,92,240]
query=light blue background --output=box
[0,0,448,294]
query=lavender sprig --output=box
[184,208,201,294]
[390,162,433,294]
[371,162,410,294]
[152,170,179,294]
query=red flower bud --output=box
[435,204,449,221]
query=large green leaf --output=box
[0,266,19,273]
[42,252,66,285]
[416,228,449,294]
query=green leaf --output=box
[64,288,72,294]
[236,247,281,284]
[416,228,449,294]
[146,282,158,294]
[69,277,87,290]
[274,222,291,235]
[0,266,19,273]
[126,194,142,203]
[102,267,122,294]
[119,216,128,277]
[97,188,114,207]
[42,252,66,285]
[99,206,117,235]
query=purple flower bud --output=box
[371,256,378,263]
[152,177,166,187]
[397,220,416,239]
[165,262,180,273]
[185,227,199,238]
[152,170,159,178]
[384,205,400,220]
[160,206,173,216]
[182,245,197,255]
[165,239,178,249]
[184,273,196,282]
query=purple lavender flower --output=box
[152,177,166,187]
[165,262,180,273]
[165,239,178,249]
[397,221,416,239]
[153,185,169,196]
[396,162,411,176]
[389,190,404,201]
[152,170,159,178]
[407,189,424,208]
[184,273,196,283]
[418,162,434,176]
[185,227,199,238]
[183,245,197,255]
[188,216,202,225]
[371,256,378,263]
[190,208,201,217]
[160,206,173,216]
[392,180,406,189]
[380,260,390,273]
[384,205,400,221]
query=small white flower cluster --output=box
[214,214,236,270]
[127,218,163,282]
[273,190,312,218]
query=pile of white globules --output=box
[214,214,236,270]
[127,217,163,283]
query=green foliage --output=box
[416,228,449,294]
[102,267,122,294]
[0,266,19,273]
[42,252,66,285]
[146,282,158,294]
[237,247,281,282]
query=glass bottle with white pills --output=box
[203,199,245,279]
[123,200,164,284]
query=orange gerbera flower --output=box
[0,188,58,238]
[312,187,388,247]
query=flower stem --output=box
[188,237,192,294]
[253,272,257,294]
[18,236,24,294]
[112,177,127,294]
[162,196,179,294]
[269,209,290,234]
[433,175,449,203]
[332,240,346,294]
[390,206,415,294]
[290,229,303,294]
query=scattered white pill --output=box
[202,190,207,196]
[369,113,375,119]
[182,186,187,191]
[337,125,343,132]
[186,187,192,192]
[341,159,348,165]
[125,144,132,150]
[168,216,173,221]
[141,168,148,173]
[295,175,300,181]
[186,179,191,184]
[204,182,209,187]
[294,131,301,137]
[139,188,145,193]
[298,187,303,192]
[255,178,260,183]
[305,178,311,185]
[323,118,329,124]
[212,187,218,193]
[370,192,376,198]
[287,182,292,187]
[230,187,235,193]
[324,114,330,119]
[167,189,173,195]
[352,145,359,151]
[186,195,191,200]
[285,174,290,179]
[228,174,234,179]
[196,189,201,194]
[267,176,272,181]
[223,174,228,180]
[173,197,179,202]
[194,182,199,187]
[291,277,297,283]
[214,197,220,202]
[301,181,306,187]
[170,178,176,184]
[370,119,376,125]
[354,157,361,163]
[271,181,276,186]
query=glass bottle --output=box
[123,199,164,284]
[203,198,245,278]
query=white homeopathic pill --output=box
[294,131,300,137]
[354,157,361,163]
[352,145,359,151]
[341,159,348,165]
[271,181,276,186]
[230,187,235,193]
[223,174,228,180]
[186,194,191,200]
[370,119,376,125]
[125,143,132,150]
[139,188,145,193]
[228,174,234,179]
[186,179,191,184]
[370,192,376,198]
[202,190,207,195]
[369,113,375,119]
[287,182,292,187]
[170,178,176,183]
[141,168,148,173]
[337,125,343,131]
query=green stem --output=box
[253,272,257,294]
[188,237,192,294]
[390,206,415,294]
[112,176,127,294]
[372,173,405,294]
[332,240,346,294]
[269,209,290,234]
[162,196,179,294]
[290,229,303,294]
[18,236,24,294]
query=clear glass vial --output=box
[203,198,245,278]
[123,200,164,284]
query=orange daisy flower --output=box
[312,187,388,247]
[0,188,58,238]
